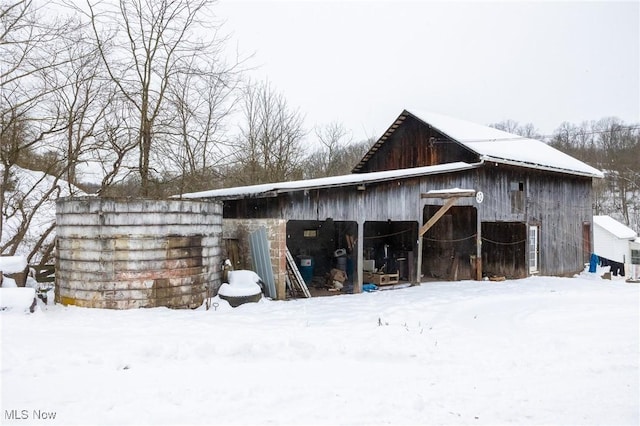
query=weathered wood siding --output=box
[478,164,592,276]
[356,115,478,173]
[222,163,592,278]
[526,172,592,276]
[224,169,479,222]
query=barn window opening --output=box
[510,181,525,214]
[510,181,524,191]
[632,249,640,265]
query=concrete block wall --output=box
[223,219,287,300]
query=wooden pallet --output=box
[363,272,399,286]
[285,248,311,298]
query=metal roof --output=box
[353,109,604,178]
[594,215,638,240]
[178,161,480,200]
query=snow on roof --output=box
[178,161,479,200]
[399,110,603,178]
[593,215,637,240]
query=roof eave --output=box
[272,162,480,196]
[352,110,411,173]
[481,156,604,179]
[181,162,482,201]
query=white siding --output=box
[593,223,633,263]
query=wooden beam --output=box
[415,232,423,285]
[355,190,365,294]
[475,210,483,281]
[421,190,476,199]
[418,197,459,237]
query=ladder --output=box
[285,248,311,298]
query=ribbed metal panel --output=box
[248,226,276,298]
[55,197,222,309]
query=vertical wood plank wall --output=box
[222,164,593,278]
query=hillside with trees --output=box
[489,119,640,233]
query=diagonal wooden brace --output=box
[419,196,460,237]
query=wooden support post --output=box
[476,212,483,280]
[355,219,364,294]
[355,189,365,294]
[415,233,423,285]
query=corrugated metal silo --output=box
[55,197,222,309]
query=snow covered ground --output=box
[1,273,638,426]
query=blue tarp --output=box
[363,283,378,292]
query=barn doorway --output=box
[363,221,417,281]
[422,205,477,280]
[481,222,527,278]
[286,219,358,287]
[582,222,591,264]
[286,219,418,290]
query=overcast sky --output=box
[216,0,639,143]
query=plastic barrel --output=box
[298,256,314,284]
[336,256,347,272]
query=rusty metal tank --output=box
[55,197,222,309]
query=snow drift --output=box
[1,272,638,425]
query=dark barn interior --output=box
[363,221,417,281]
[481,222,527,278]
[422,205,477,280]
[286,219,418,287]
[286,219,357,284]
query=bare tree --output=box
[304,122,351,178]
[81,0,240,196]
[1,0,85,263]
[593,117,640,226]
[549,117,640,231]
[227,81,306,186]
[338,138,373,173]
[489,120,543,140]
[303,123,372,179]
[52,29,111,192]
[158,58,240,195]
[93,93,140,195]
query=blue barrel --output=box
[297,256,314,284]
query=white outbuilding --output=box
[593,215,638,280]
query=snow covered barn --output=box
[181,110,603,295]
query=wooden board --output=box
[363,272,399,286]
